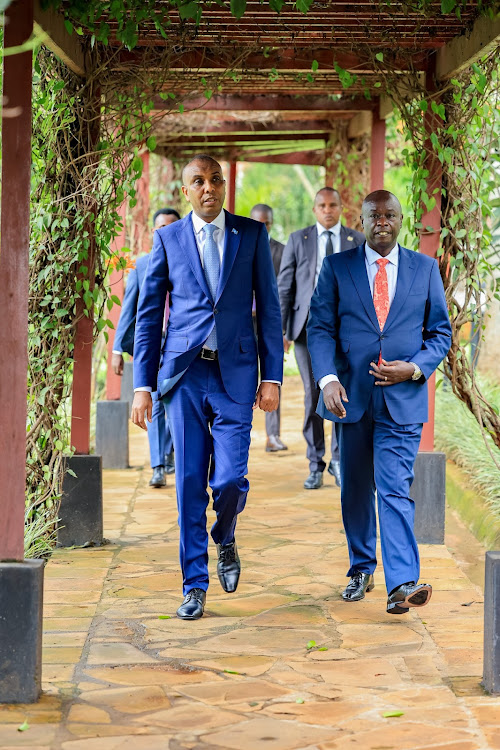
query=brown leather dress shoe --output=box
[266,435,288,452]
[386,582,432,615]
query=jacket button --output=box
[214,309,219,314]
[380,334,385,340]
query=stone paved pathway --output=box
[1,376,498,749]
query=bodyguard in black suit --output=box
[251,204,287,453]
[278,188,364,489]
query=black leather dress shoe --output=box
[216,541,241,593]
[342,571,375,601]
[387,582,432,615]
[304,471,323,490]
[266,435,288,452]
[328,459,341,487]
[176,588,206,619]
[149,466,166,488]
[164,451,175,474]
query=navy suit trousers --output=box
[337,385,422,594]
[164,357,253,595]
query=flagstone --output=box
[0,725,58,746]
[43,632,88,648]
[42,647,83,664]
[292,657,404,687]
[173,678,292,705]
[263,697,367,725]
[43,618,93,632]
[61,735,175,749]
[79,686,170,713]
[188,655,275,676]
[86,643,160,665]
[131,704,240,730]
[203,716,339,750]
[338,623,423,649]
[67,705,112,724]
[43,604,98,618]
[322,722,475,750]
[84,666,224,687]
[196,627,330,656]
[245,604,330,628]
[203,592,296,617]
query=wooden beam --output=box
[242,151,324,166]
[348,111,372,139]
[33,0,85,77]
[436,12,500,80]
[154,94,375,113]
[156,119,347,137]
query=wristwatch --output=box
[409,362,422,381]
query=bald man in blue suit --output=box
[132,155,283,620]
[307,191,451,615]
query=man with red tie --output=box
[307,191,451,614]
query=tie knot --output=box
[204,223,216,238]
[376,258,389,268]
[324,230,333,237]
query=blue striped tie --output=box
[203,223,220,351]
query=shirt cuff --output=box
[319,374,339,390]
[134,386,152,393]
[112,350,123,355]
[262,380,282,385]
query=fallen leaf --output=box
[317,647,328,651]
[224,669,241,675]
[158,615,171,619]
[296,697,305,704]
[383,711,404,718]
[306,640,317,649]
[17,721,29,732]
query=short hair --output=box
[182,154,222,183]
[315,187,341,202]
[361,190,402,213]
[251,203,273,218]
[152,207,181,225]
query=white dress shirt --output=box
[319,243,400,390]
[315,220,341,286]
[135,210,280,391]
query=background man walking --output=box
[278,187,364,489]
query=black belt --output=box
[199,348,218,361]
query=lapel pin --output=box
[232,228,238,235]
[347,235,353,241]
[304,235,308,239]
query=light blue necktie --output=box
[203,223,220,350]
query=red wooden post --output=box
[370,108,386,192]
[106,202,127,400]
[226,161,237,213]
[419,70,443,452]
[0,0,34,560]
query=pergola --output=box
[1,0,500,701]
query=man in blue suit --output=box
[131,155,283,620]
[307,190,451,615]
[112,208,181,488]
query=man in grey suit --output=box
[251,204,287,452]
[278,187,364,489]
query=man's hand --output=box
[131,391,153,430]
[323,381,348,419]
[369,358,415,385]
[283,336,291,354]
[254,382,280,412]
[111,352,124,376]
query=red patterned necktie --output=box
[373,258,390,366]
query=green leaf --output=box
[230,0,247,19]
[311,59,319,73]
[383,711,404,718]
[146,136,157,151]
[17,721,30,732]
[441,0,455,13]
[306,640,316,649]
[375,52,384,62]
[296,698,305,704]
[64,20,73,35]
[296,0,314,12]
[158,615,171,619]
[179,103,185,114]
[55,440,63,451]
[317,647,328,651]
[224,669,241,674]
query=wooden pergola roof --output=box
[37,1,500,162]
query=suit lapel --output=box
[344,245,380,332]
[303,225,317,284]
[175,212,212,301]
[216,210,241,302]
[383,246,417,332]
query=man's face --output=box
[153,213,178,232]
[251,208,273,234]
[181,160,226,222]
[361,196,403,256]
[313,190,342,230]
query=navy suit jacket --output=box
[133,210,284,404]
[112,254,149,356]
[307,244,451,425]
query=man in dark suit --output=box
[112,208,181,488]
[278,187,364,489]
[307,190,451,614]
[131,155,283,620]
[250,203,287,453]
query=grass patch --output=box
[435,376,500,528]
